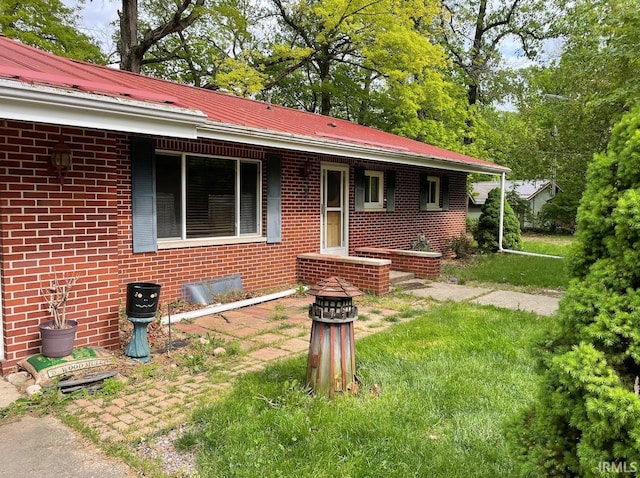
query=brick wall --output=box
[1,122,469,374]
[0,121,121,374]
[355,248,442,279]
[116,138,320,304]
[348,162,468,254]
[297,254,391,295]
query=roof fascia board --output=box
[0,79,207,138]
[198,123,509,176]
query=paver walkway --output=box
[64,295,404,444]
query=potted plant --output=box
[39,274,78,358]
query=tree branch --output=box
[134,0,205,60]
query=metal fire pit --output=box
[306,277,363,398]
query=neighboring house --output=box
[0,36,508,373]
[468,180,559,228]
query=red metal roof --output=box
[0,35,506,172]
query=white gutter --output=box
[198,122,509,176]
[0,77,508,175]
[160,287,302,325]
[0,78,207,138]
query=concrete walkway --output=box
[0,281,560,477]
[399,280,561,316]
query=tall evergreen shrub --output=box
[473,187,522,251]
[511,104,640,476]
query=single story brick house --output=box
[0,36,508,373]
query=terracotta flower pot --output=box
[39,320,78,358]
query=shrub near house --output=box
[473,188,522,252]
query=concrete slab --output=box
[390,270,415,284]
[0,415,136,477]
[400,280,560,316]
[471,290,560,316]
[0,380,21,409]
[406,282,492,301]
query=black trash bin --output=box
[126,282,161,318]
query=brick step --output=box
[390,270,415,284]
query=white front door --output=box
[321,164,349,255]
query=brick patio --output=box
[63,294,412,443]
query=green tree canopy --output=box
[0,0,105,63]
[263,0,446,115]
[502,0,640,201]
[438,0,557,107]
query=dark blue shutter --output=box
[441,176,449,211]
[419,174,428,211]
[386,170,396,212]
[266,153,282,243]
[131,137,157,253]
[354,166,365,212]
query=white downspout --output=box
[498,172,505,252]
[496,171,563,260]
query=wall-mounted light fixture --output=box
[300,159,312,197]
[301,159,312,179]
[50,142,72,183]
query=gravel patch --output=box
[137,424,197,477]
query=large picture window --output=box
[156,153,261,240]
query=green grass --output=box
[521,234,574,257]
[441,234,574,291]
[441,254,569,290]
[177,303,549,477]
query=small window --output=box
[364,170,384,209]
[421,175,441,210]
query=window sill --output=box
[425,206,443,212]
[158,235,267,250]
[363,207,387,212]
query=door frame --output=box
[320,163,349,255]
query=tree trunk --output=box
[463,0,487,143]
[118,0,205,73]
[468,0,487,107]
[119,0,139,72]
[318,57,331,116]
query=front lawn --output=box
[441,233,574,291]
[177,302,549,477]
[521,233,574,257]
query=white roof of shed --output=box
[469,180,557,205]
